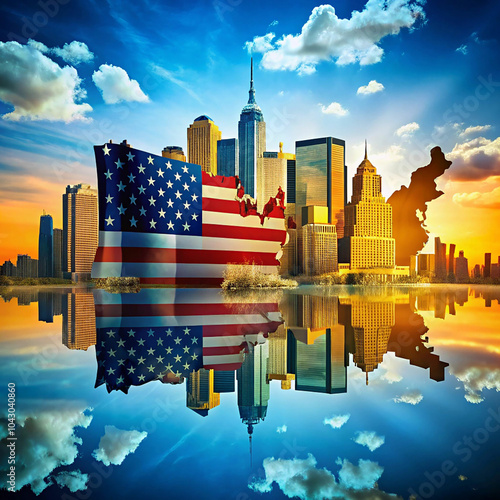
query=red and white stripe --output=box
[93,173,286,285]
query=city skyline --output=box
[1,0,500,268]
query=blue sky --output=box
[1,0,500,265]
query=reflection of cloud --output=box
[276,425,287,433]
[92,64,150,104]
[249,453,402,499]
[53,470,88,493]
[357,80,384,95]
[353,431,385,452]
[459,125,492,137]
[381,370,403,384]
[393,390,423,405]
[245,2,425,74]
[92,425,147,466]
[0,406,92,495]
[324,414,350,429]
[450,366,500,404]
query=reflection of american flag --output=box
[94,288,283,393]
[91,143,286,285]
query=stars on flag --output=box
[99,144,202,235]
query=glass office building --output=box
[217,138,239,177]
[38,213,53,277]
[295,137,346,235]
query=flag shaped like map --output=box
[92,142,287,285]
[94,288,283,393]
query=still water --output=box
[0,285,499,500]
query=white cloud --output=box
[245,33,276,54]
[459,125,492,137]
[393,390,423,405]
[53,470,89,493]
[357,80,385,95]
[0,41,92,122]
[450,366,500,404]
[395,122,420,138]
[276,425,287,433]
[353,431,385,452]
[249,454,401,499]
[323,413,350,429]
[92,64,150,104]
[453,186,500,209]
[381,370,403,384]
[92,425,147,466]
[52,41,94,65]
[456,44,468,55]
[320,102,349,116]
[447,136,500,181]
[27,39,94,65]
[245,1,425,74]
[0,406,93,495]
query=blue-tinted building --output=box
[238,58,266,198]
[38,214,53,277]
[217,138,239,177]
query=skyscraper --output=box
[186,368,220,416]
[53,228,63,278]
[339,143,395,270]
[295,137,345,233]
[217,138,239,177]
[162,146,186,162]
[63,184,98,278]
[187,115,221,175]
[16,254,38,278]
[62,290,96,350]
[238,58,266,199]
[484,253,492,278]
[38,212,53,278]
[434,237,447,280]
[448,243,456,276]
[455,250,469,282]
[259,151,286,209]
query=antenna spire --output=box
[248,57,256,104]
[364,139,368,160]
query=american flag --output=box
[91,142,287,285]
[94,288,283,393]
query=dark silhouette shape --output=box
[388,147,452,265]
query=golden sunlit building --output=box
[267,325,295,389]
[299,206,338,276]
[187,368,220,416]
[187,115,222,175]
[63,184,98,278]
[162,146,186,162]
[62,291,96,350]
[339,143,396,273]
[295,137,346,234]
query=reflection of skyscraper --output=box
[62,291,96,350]
[217,138,239,177]
[238,58,266,199]
[348,298,394,382]
[187,368,220,416]
[63,184,98,278]
[237,342,269,437]
[38,291,54,323]
[38,213,53,277]
[295,137,345,234]
[213,371,235,393]
[340,144,395,271]
[288,326,347,394]
[187,115,221,175]
[267,325,295,389]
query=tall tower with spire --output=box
[238,58,266,199]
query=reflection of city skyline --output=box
[4,285,500,437]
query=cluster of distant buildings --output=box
[0,59,496,282]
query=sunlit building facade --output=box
[340,144,395,270]
[63,184,98,277]
[162,146,186,162]
[238,58,266,199]
[295,137,345,233]
[187,116,221,175]
[62,290,96,350]
[187,368,220,416]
